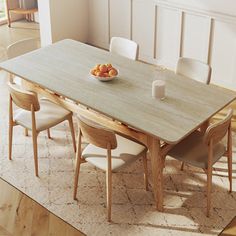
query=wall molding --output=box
[155,0,236,24]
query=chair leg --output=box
[106,148,112,222]
[206,167,212,217]
[227,124,233,193]
[32,130,39,177]
[25,128,28,136]
[73,131,82,200]
[142,153,149,191]
[47,129,51,139]
[228,153,233,193]
[73,155,82,200]
[180,162,185,171]
[68,117,76,153]
[9,123,13,160]
[7,13,11,28]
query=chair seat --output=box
[82,134,147,171]
[14,98,72,132]
[168,130,226,169]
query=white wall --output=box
[39,0,88,46]
[49,0,88,43]
[38,0,52,47]
[87,0,109,49]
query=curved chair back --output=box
[8,83,40,111]
[204,109,233,145]
[110,37,138,60]
[176,57,212,84]
[7,38,39,59]
[78,116,117,149]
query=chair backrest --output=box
[110,37,138,60]
[7,38,39,59]
[204,109,233,145]
[176,57,212,84]
[8,83,40,111]
[78,116,117,150]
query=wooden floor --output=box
[0,178,84,236]
[220,217,236,236]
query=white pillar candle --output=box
[152,80,166,100]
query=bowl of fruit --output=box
[90,63,119,81]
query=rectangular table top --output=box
[1,39,235,144]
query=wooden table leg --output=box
[7,13,11,27]
[147,136,164,211]
[6,0,11,27]
[200,120,210,134]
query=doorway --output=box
[0,0,6,23]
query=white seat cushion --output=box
[168,130,226,169]
[82,135,147,171]
[14,98,72,132]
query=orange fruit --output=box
[95,64,100,70]
[106,63,113,71]
[109,68,118,77]
[91,69,96,76]
[99,64,108,73]
[95,71,102,77]
[100,72,108,77]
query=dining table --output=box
[0,39,235,211]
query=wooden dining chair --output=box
[8,83,76,177]
[7,38,40,84]
[110,37,138,60]
[6,0,38,27]
[176,57,212,84]
[74,116,148,222]
[7,38,39,60]
[166,109,233,217]
[176,57,212,170]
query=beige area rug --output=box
[0,71,236,235]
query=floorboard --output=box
[0,178,84,236]
[220,217,236,236]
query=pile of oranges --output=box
[90,64,118,78]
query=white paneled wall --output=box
[181,14,211,63]
[39,0,88,46]
[210,21,236,88]
[132,0,155,63]
[87,0,236,90]
[110,0,131,40]
[88,0,109,49]
[155,7,182,68]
